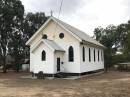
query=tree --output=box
[21,12,48,60]
[23,12,48,40]
[93,19,130,69]
[8,13,48,71]
[0,0,24,73]
[93,25,118,70]
[116,20,130,61]
[8,30,26,72]
[93,26,104,41]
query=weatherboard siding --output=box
[80,44,104,72]
[31,43,55,74]
[28,17,104,75]
[58,42,80,73]
[30,20,81,74]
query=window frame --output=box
[83,46,85,62]
[42,34,48,39]
[101,50,103,61]
[94,49,96,62]
[68,46,74,62]
[59,33,64,39]
[89,48,91,62]
[42,50,46,61]
[98,50,99,61]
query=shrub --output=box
[112,54,128,65]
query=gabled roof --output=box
[26,16,105,48]
[43,39,64,51]
[52,17,105,48]
[31,39,65,52]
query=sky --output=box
[21,0,130,36]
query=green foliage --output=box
[0,0,48,73]
[93,20,130,68]
[112,54,128,65]
[93,25,117,68]
[23,12,48,39]
[94,25,117,49]
[124,32,130,53]
[21,12,48,59]
[0,0,24,73]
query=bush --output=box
[112,54,128,65]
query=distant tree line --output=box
[93,20,130,68]
[0,0,48,73]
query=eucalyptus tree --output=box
[21,12,48,60]
[93,19,130,67]
[93,25,117,69]
[23,12,48,40]
[0,0,24,73]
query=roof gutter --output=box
[81,40,106,49]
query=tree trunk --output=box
[14,57,20,73]
[16,64,20,72]
[104,63,108,73]
[3,56,7,73]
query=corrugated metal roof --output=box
[43,39,65,51]
[26,16,105,48]
[52,17,105,48]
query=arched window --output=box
[42,34,47,39]
[98,50,99,61]
[101,50,103,61]
[101,50,102,61]
[42,50,46,61]
[94,49,95,62]
[83,46,85,62]
[89,48,91,62]
[102,51,104,61]
[68,46,74,62]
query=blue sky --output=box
[21,0,130,36]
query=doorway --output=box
[57,57,60,72]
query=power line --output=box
[57,0,63,19]
[53,0,64,38]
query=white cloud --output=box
[21,0,130,36]
[21,0,83,15]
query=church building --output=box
[26,16,105,77]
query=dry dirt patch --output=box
[0,71,130,97]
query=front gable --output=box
[42,20,80,43]
[31,39,65,53]
[30,40,53,53]
[27,18,81,48]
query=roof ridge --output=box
[52,17,90,36]
[52,17,104,48]
[27,16,105,48]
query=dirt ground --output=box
[0,71,130,97]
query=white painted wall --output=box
[56,42,81,73]
[42,20,81,73]
[30,42,54,74]
[54,51,64,73]
[29,20,104,74]
[80,44,104,73]
[53,21,81,73]
[30,52,34,72]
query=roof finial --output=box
[50,10,53,17]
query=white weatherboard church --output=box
[26,16,105,77]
